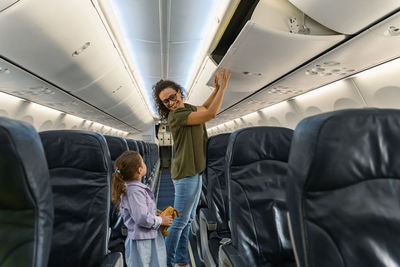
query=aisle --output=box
[155,169,205,267]
[155,169,174,210]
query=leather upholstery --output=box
[226,126,294,266]
[286,108,400,267]
[126,139,139,152]
[206,133,231,236]
[0,117,53,267]
[136,140,145,158]
[103,135,129,254]
[40,130,112,267]
[104,135,129,164]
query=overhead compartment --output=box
[0,0,19,12]
[289,0,400,35]
[207,9,400,128]
[0,58,138,133]
[186,56,218,106]
[205,0,345,114]
[0,0,153,132]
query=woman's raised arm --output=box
[186,68,231,126]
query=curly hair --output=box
[111,151,142,213]
[152,79,184,119]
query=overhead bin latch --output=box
[288,15,310,35]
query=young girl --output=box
[112,151,173,267]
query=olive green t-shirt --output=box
[168,103,208,180]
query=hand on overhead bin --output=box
[214,67,231,92]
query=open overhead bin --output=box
[205,0,345,113]
[207,9,400,128]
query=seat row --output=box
[194,108,400,267]
[0,118,160,267]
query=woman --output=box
[153,68,231,267]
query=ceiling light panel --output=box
[103,0,219,114]
[169,0,219,89]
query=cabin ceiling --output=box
[99,0,221,115]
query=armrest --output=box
[199,208,216,231]
[219,243,248,267]
[100,252,123,267]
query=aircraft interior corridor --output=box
[1,0,400,267]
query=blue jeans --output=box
[165,173,202,267]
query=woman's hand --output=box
[214,68,231,91]
[160,212,173,227]
[214,72,220,91]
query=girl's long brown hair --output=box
[111,151,142,212]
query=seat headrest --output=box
[227,126,293,166]
[290,108,400,191]
[126,139,139,152]
[40,130,111,172]
[104,135,129,161]
[0,117,53,267]
[287,108,400,267]
[207,133,231,161]
[136,140,145,156]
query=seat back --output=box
[226,126,294,266]
[0,117,53,267]
[104,135,129,252]
[104,135,129,164]
[206,133,231,235]
[136,140,145,158]
[126,139,139,152]
[40,130,112,267]
[287,108,400,267]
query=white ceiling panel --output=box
[108,0,160,42]
[0,0,153,132]
[0,58,138,132]
[289,0,400,34]
[127,40,162,77]
[168,41,203,84]
[0,0,117,91]
[102,0,221,115]
[170,0,217,41]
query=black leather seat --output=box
[136,141,149,184]
[40,130,122,267]
[104,135,129,164]
[286,108,400,267]
[126,138,139,152]
[219,126,295,267]
[0,117,53,267]
[198,133,231,266]
[104,135,129,258]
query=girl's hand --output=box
[160,213,173,227]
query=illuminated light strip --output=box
[207,57,400,132]
[0,91,130,136]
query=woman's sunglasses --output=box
[162,93,177,105]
